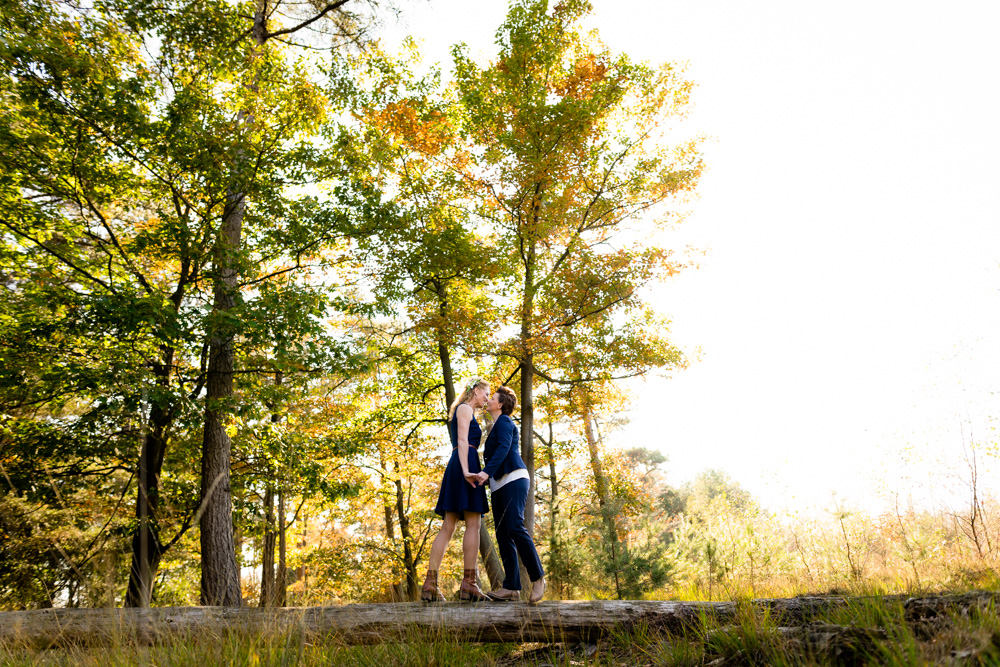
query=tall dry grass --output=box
[656,493,1000,603]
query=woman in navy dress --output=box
[420,378,490,602]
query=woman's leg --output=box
[462,513,481,570]
[457,513,488,600]
[427,512,458,570]
[422,512,459,601]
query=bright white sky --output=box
[382,0,1000,512]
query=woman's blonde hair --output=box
[448,377,490,420]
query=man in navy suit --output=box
[475,385,546,603]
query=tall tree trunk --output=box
[519,247,536,536]
[198,189,245,606]
[296,511,309,596]
[437,333,503,589]
[582,400,620,598]
[516,238,538,591]
[276,490,287,606]
[124,350,173,608]
[519,353,535,535]
[124,254,193,607]
[583,406,608,506]
[382,498,404,601]
[378,449,404,600]
[383,501,396,542]
[259,486,275,607]
[393,473,418,601]
[259,371,283,607]
[198,0,270,608]
[438,336,455,410]
[547,424,561,598]
[477,510,504,590]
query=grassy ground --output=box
[3,594,1000,666]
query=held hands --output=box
[464,471,491,487]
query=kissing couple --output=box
[420,378,546,604]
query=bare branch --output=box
[263,0,351,40]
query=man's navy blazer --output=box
[482,414,525,480]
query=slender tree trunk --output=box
[582,398,620,598]
[378,449,404,601]
[124,424,166,607]
[438,337,455,409]
[296,511,309,596]
[519,353,535,536]
[583,405,609,506]
[382,499,404,601]
[259,486,275,607]
[394,474,419,601]
[547,427,561,598]
[478,513,503,590]
[519,240,537,536]
[383,501,396,542]
[124,251,193,607]
[276,491,287,606]
[259,371,283,607]
[437,334,503,589]
[124,351,173,608]
[515,239,538,591]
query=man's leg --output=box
[492,484,521,591]
[506,478,544,582]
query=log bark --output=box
[4,592,997,649]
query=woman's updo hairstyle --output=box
[448,377,490,420]
[496,386,517,416]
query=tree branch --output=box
[0,217,117,294]
[263,0,351,40]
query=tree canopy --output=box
[0,0,705,608]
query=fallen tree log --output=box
[2,592,996,649]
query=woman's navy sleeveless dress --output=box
[434,411,489,518]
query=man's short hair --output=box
[497,386,517,416]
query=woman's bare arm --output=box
[455,403,477,484]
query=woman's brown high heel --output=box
[420,569,446,602]
[457,568,488,602]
